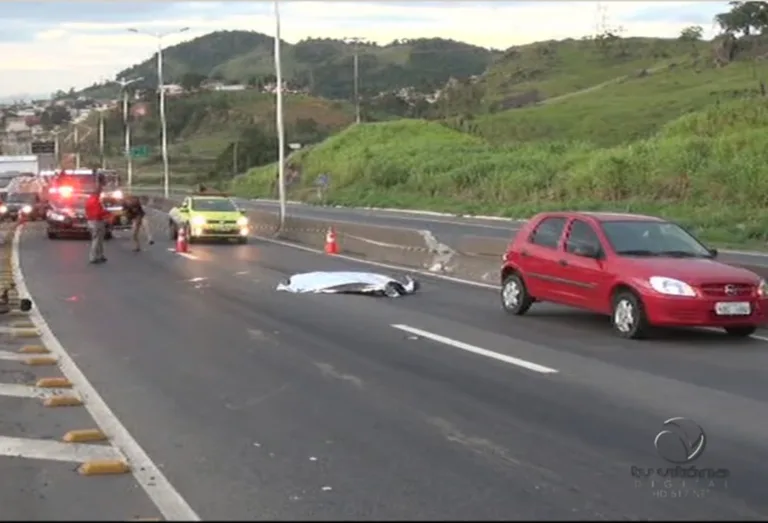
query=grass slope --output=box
[233,49,768,248]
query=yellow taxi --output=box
[168,192,249,243]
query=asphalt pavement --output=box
[241,199,768,268]
[12,213,768,519]
[0,224,161,520]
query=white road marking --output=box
[0,382,76,399]
[187,277,207,282]
[166,247,199,260]
[391,324,559,374]
[14,226,200,521]
[0,349,39,361]
[235,271,249,275]
[0,326,38,335]
[0,435,121,463]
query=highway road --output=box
[11,214,768,519]
[242,199,768,269]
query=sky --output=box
[0,1,729,99]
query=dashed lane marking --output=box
[13,226,200,521]
[391,324,560,375]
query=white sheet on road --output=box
[276,271,418,297]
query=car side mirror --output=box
[708,247,718,257]
[179,206,188,213]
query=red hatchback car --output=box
[500,212,768,339]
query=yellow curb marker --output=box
[12,328,40,338]
[36,377,72,388]
[78,460,130,476]
[18,345,48,354]
[43,396,82,407]
[63,429,106,443]
[24,356,57,366]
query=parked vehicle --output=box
[500,211,768,339]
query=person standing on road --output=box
[123,195,154,252]
[85,185,111,264]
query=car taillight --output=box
[59,186,73,197]
[49,187,58,194]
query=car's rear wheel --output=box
[238,237,247,244]
[611,290,650,339]
[724,325,756,337]
[47,231,58,240]
[501,273,534,315]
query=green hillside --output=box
[64,90,355,182]
[233,19,768,248]
[83,31,500,102]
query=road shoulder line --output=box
[12,225,200,521]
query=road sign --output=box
[130,145,149,158]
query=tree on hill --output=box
[679,25,703,57]
[715,1,768,36]
[180,72,207,92]
[107,30,498,103]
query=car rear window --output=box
[191,198,237,212]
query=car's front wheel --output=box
[47,231,58,240]
[611,290,650,339]
[500,273,534,315]
[724,326,757,337]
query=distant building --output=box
[162,84,185,96]
[214,84,246,92]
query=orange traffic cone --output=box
[324,227,339,255]
[176,226,189,253]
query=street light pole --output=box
[128,27,189,199]
[274,0,286,229]
[114,77,143,189]
[344,36,365,124]
[98,109,105,169]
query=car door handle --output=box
[521,250,529,257]
[558,259,568,266]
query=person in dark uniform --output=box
[123,195,154,251]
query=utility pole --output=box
[114,77,143,189]
[128,27,189,198]
[98,109,105,169]
[344,36,366,124]
[273,0,287,229]
[74,126,80,169]
[232,141,239,176]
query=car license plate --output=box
[211,224,231,231]
[715,301,751,316]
